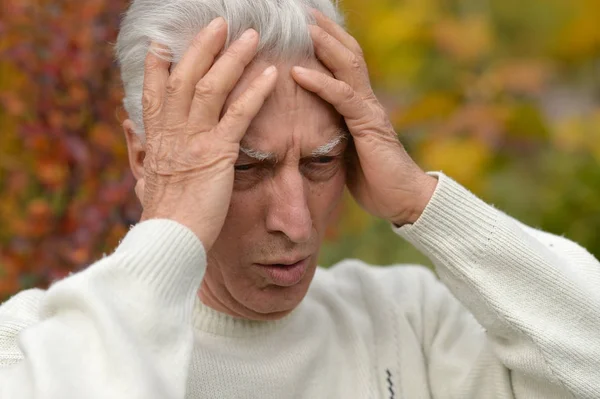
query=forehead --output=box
[224,58,343,152]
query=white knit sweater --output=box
[0,173,599,399]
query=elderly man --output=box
[1,0,599,398]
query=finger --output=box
[187,29,259,129]
[142,42,170,142]
[215,66,278,143]
[311,8,364,58]
[309,25,371,96]
[291,66,368,122]
[163,17,228,125]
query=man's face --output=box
[200,58,347,320]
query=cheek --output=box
[220,166,345,237]
[219,190,264,238]
[308,169,346,228]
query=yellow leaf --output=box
[433,15,494,63]
[418,136,492,191]
[395,92,458,128]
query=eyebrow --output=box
[239,129,348,162]
[239,146,277,162]
[311,132,347,157]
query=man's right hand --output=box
[135,18,277,250]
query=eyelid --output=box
[234,164,256,171]
[236,154,340,168]
[312,156,334,163]
[307,154,339,162]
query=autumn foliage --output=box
[0,0,137,299]
[1,0,599,300]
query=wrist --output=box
[391,174,438,226]
[141,209,215,252]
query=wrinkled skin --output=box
[199,58,348,319]
[123,11,436,321]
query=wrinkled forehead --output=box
[223,58,344,152]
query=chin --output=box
[233,263,318,321]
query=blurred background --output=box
[1,0,599,301]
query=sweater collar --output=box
[192,297,297,337]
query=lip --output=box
[255,256,310,287]
[260,256,308,266]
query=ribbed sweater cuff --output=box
[113,219,206,309]
[394,172,496,264]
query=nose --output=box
[265,167,312,244]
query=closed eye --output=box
[311,156,335,164]
[234,164,256,171]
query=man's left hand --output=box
[291,10,437,226]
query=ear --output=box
[122,119,145,181]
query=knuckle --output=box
[349,55,362,73]
[145,143,163,168]
[141,90,161,116]
[188,138,205,157]
[340,82,355,100]
[227,102,246,119]
[224,44,243,59]
[144,140,156,157]
[165,74,185,96]
[317,27,331,43]
[194,79,220,98]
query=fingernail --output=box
[208,17,225,30]
[263,66,276,75]
[293,66,309,75]
[240,28,258,41]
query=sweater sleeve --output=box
[394,173,600,399]
[0,219,205,399]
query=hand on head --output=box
[136,10,436,253]
[292,9,437,226]
[137,18,278,250]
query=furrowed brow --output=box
[311,131,348,157]
[239,146,277,162]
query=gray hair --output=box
[115,0,346,140]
